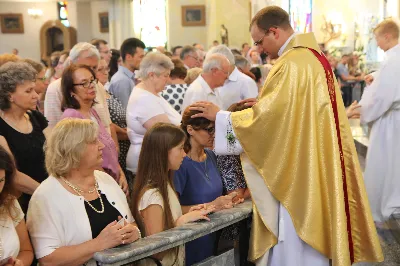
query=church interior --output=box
[1,0,400,265]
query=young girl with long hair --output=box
[0,146,33,266]
[130,123,215,265]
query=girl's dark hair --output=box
[250,67,262,83]
[61,64,97,111]
[227,102,252,112]
[109,49,120,80]
[180,107,213,153]
[170,59,187,80]
[130,123,186,237]
[0,146,18,219]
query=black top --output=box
[0,110,48,213]
[85,192,122,239]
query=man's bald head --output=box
[202,54,230,88]
[203,54,230,73]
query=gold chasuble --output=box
[232,33,383,265]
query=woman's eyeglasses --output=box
[203,126,215,135]
[97,67,110,73]
[36,76,48,82]
[73,79,98,88]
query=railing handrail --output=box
[94,200,253,266]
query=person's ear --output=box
[270,28,279,39]
[125,54,133,61]
[187,125,195,136]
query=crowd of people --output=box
[0,30,261,266]
[0,5,397,266]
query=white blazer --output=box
[27,171,133,265]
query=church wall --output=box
[90,0,109,43]
[167,0,207,50]
[76,1,93,42]
[0,1,58,60]
[312,0,382,49]
[207,0,251,50]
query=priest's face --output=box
[251,25,280,59]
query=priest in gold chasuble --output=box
[190,6,383,266]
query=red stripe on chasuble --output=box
[308,48,354,263]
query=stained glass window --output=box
[289,0,312,33]
[58,1,70,27]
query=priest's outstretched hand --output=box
[190,102,221,121]
[190,98,258,121]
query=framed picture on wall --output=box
[99,12,109,33]
[0,13,24,33]
[181,5,205,26]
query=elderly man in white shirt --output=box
[44,42,113,135]
[182,54,230,112]
[207,45,259,110]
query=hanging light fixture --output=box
[28,8,43,19]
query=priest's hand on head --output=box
[238,98,258,107]
[190,102,220,121]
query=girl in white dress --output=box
[130,123,215,266]
[0,146,33,266]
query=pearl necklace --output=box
[62,178,104,213]
[62,178,97,194]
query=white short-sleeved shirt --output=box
[27,171,133,265]
[138,185,184,266]
[218,67,259,110]
[182,75,223,111]
[0,199,24,260]
[126,88,182,172]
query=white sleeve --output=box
[11,199,24,226]
[44,81,63,128]
[181,87,194,112]
[27,192,62,259]
[215,110,243,155]
[359,62,399,124]
[94,83,112,133]
[242,79,259,99]
[139,189,164,211]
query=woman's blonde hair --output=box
[45,118,98,178]
[184,67,202,85]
